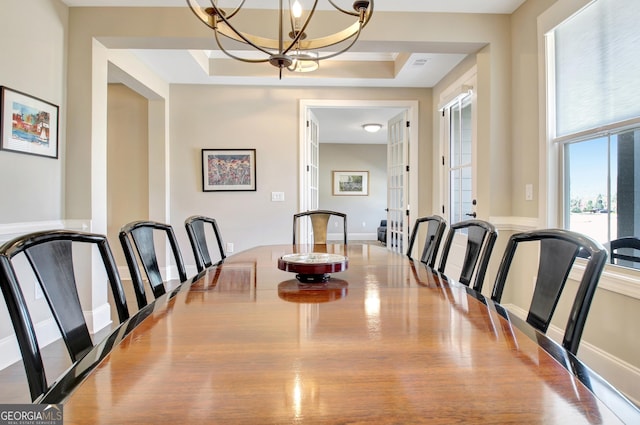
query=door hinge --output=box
[442,110,445,117]
[406,121,410,128]
[406,209,410,216]
[306,120,310,127]
[306,165,310,172]
[442,205,445,214]
[442,156,445,166]
[406,165,410,172]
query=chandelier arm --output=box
[212,0,246,20]
[283,0,319,55]
[186,0,216,30]
[311,23,364,61]
[212,8,278,57]
[214,30,270,64]
[327,0,358,16]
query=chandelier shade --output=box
[186,0,374,78]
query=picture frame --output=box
[202,148,256,192]
[0,86,59,159]
[332,170,369,196]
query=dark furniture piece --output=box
[185,215,226,273]
[490,228,607,355]
[119,220,187,309]
[293,210,347,245]
[0,230,129,401]
[42,244,639,424]
[406,215,447,267]
[609,236,640,265]
[437,219,497,292]
[377,219,387,244]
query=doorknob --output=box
[465,212,477,218]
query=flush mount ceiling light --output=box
[362,123,382,133]
[186,0,374,79]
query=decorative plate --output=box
[277,253,348,283]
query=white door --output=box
[443,91,475,224]
[298,109,320,243]
[387,111,410,254]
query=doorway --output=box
[299,100,419,249]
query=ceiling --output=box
[62,0,525,143]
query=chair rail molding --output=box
[488,216,539,232]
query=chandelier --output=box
[186,0,374,78]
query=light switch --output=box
[525,184,533,201]
[271,191,285,202]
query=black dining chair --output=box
[119,220,188,310]
[490,228,607,355]
[437,219,497,292]
[0,230,129,401]
[609,236,640,266]
[184,215,226,273]
[406,215,447,267]
[293,210,347,245]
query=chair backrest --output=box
[0,230,129,401]
[185,215,226,273]
[490,228,607,355]
[609,236,640,265]
[406,215,447,268]
[293,210,347,245]
[119,220,187,309]
[437,219,497,292]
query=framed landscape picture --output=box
[0,86,59,159]
[332,170,369,196]
[202,148,256,192]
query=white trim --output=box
[83,303,113,335]
[488,216,540,232]
[489,216,640,300]
[0,318,59,370]
[0,219,93,243]
[299,99,419,247]
[328,232,377,241]
[569,261,640,301]
[502,303,640,406]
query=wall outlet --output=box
[226,242,234,253]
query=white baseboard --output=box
[84,303,113,335]
[328,232,377,241]
[0,318,60,370]
[502,303,640,405]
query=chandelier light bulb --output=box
[292,0,303,19]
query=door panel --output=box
[387,112,409,254]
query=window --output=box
[552,0,640,269]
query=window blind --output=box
[555,0,640,137]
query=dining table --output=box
[41,243,639,424]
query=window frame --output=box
[543,0,640,300]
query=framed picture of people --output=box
[202,148,256,192]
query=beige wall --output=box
[319,143,387,239]
[107,84,149,264]
[0,0,67,222]
[168,85,429,264]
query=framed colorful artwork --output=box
[202,149,256,192]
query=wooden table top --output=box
[44,244,638,424]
